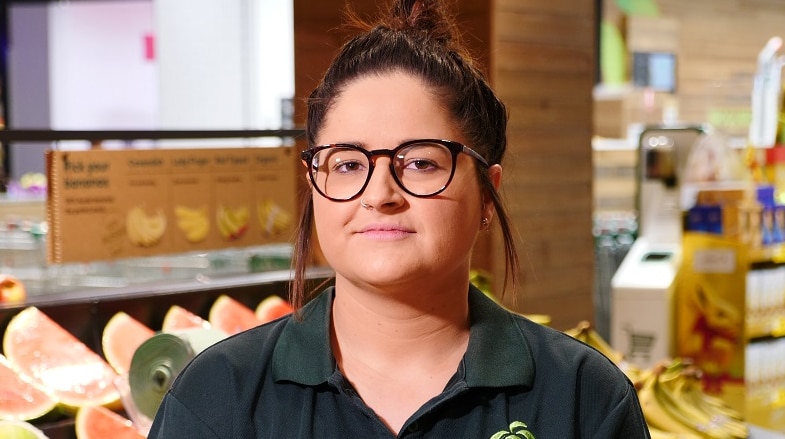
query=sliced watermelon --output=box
[0,354,58,422]
[255,295,294,323]
[161,305,212,332]
[101,312,155,376]
[208,295,263,335]
[75,404,146,439]
[2,307,121,411]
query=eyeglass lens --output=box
[309,142,455,200]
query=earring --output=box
[481,218,489,229]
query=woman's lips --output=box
[358,224,414,240]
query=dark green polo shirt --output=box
[148,286,650,438]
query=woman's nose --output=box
[361,157,405,209]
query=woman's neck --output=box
[329,277,472,433]
[330,276,471,375]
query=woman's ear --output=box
[482,164,502,227]
[488,164,502,190]
[302,161,314,188]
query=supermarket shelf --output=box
[5,266,330,307]
[750,244,785,265]
[0,266,334,325]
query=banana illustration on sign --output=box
[257,200,292,236]
[681,283,742,394]
[126,207,166,247]
[175,205,210,243]
[217,205,250,241]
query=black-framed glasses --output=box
[302,139,489,201]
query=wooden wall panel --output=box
[493,0,596,330]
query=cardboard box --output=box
[46,147,297,264]
[594,89,678,139]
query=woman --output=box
[147,0,651,437]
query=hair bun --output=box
[388,0,457,45]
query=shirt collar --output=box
[272,285,534,388]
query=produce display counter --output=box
[0,266,334,439]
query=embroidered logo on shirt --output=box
[490,421,536,439]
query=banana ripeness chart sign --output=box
[45,147,296,264]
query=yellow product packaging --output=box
[676,232,747,410]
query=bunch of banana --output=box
[564,320,624,363]
[217,205,249,241]
[175,205,210,243]
[658,361,746,430]
[637,359,748,439]
[563,320,642,382]
[257,200,292,236]
[126,207,166,247]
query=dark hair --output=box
[290,0,519,309]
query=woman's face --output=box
[311,71,497,290]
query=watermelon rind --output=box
[0,355,59,422]
[0,420,50,439]
[2,307,121,412]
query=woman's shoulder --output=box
[512,313,631,380]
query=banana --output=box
[126,207,166,247]
[637,367,705,438]
[563,321,642,381]
[639,359,750,439]
[564,321,624,363]
[217,205,249,241]
[656,369,741,438]
[674,368,744,422]
[175,205,210,243]
[258,200,292,236]
[216,207,232,240]
[660,363,748,438]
